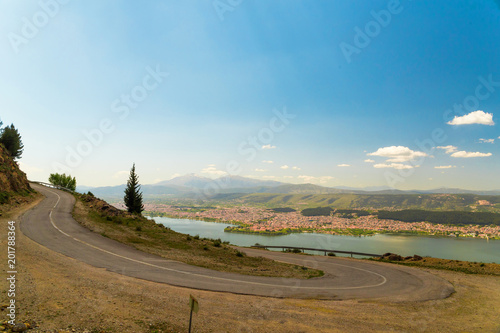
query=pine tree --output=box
[0,124,24,160]
[124,163,144,214]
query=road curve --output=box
[21,184,454,301]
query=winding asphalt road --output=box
[21,184,454,301]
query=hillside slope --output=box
[215,192,500,212]
[0,143,33,205]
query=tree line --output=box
[301,207,371,217]
[300,206,500,226]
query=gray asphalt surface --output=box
[21,184,455,301]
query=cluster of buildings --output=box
[143,204,500,239]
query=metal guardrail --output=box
[251,245,382,258]
[29,181,75,193]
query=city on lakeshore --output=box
[140,203,500,239]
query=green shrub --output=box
[48,173,76,191]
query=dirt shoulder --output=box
[1,196,500,332]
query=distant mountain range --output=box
[76,174,500,201]
[154,174,284,189]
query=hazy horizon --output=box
[74,173,500,193]
[2,1,499,190]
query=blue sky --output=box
[1,0,499,190]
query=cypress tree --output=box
[124,163,144,214]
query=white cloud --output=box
[112,170,129,179]
[201,165,227,177]
[280,165,289,170]
[292,166,301,170]
[373,163,415,170]
[298,175,334,184]
[438,145,493,158]
[169,173,182,179]
[437,145,458,154]
[283,176,294,179]
[337,164,350,167]
[479,138,495,144]
[262,160,274,164]
[434,165,455,169]
[364,159,375,163]
[447,110,494,126]
[262,144,276,150]
[368,146,427,163]
[255,168,266,172]
[450,151,492,158]
[261,175,276,179]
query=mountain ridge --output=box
[76,174,500,199]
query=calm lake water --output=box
[155,217,500,264]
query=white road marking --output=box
[41,186,387,290]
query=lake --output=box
[155,217,500,264]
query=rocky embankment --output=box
[0,143,33,207]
